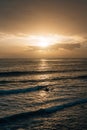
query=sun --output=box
[38,36,50,48]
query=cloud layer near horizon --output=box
[0,32,87,58]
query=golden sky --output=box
[0,0,87,58]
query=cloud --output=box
[0,32,87,58]
[26,43,81,52]
[49,43,81,50]
[0,32,86,52]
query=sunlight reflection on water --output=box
[39,90,47,98]
[38,90,49,104]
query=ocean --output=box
[0,58,87,130]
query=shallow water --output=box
[0,58,87,130]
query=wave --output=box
[0,69,87,77]
[0,75,87,84]
[0,85,46,96]
[0,98,87,124]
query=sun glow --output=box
[23,34,84,48]
[38,36,50,48]
[26,35,62,48]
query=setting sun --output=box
[38,36,50,48]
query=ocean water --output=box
[0,58,87,130]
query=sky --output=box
[0,0,87,58]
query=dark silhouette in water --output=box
[44,87,50,92]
